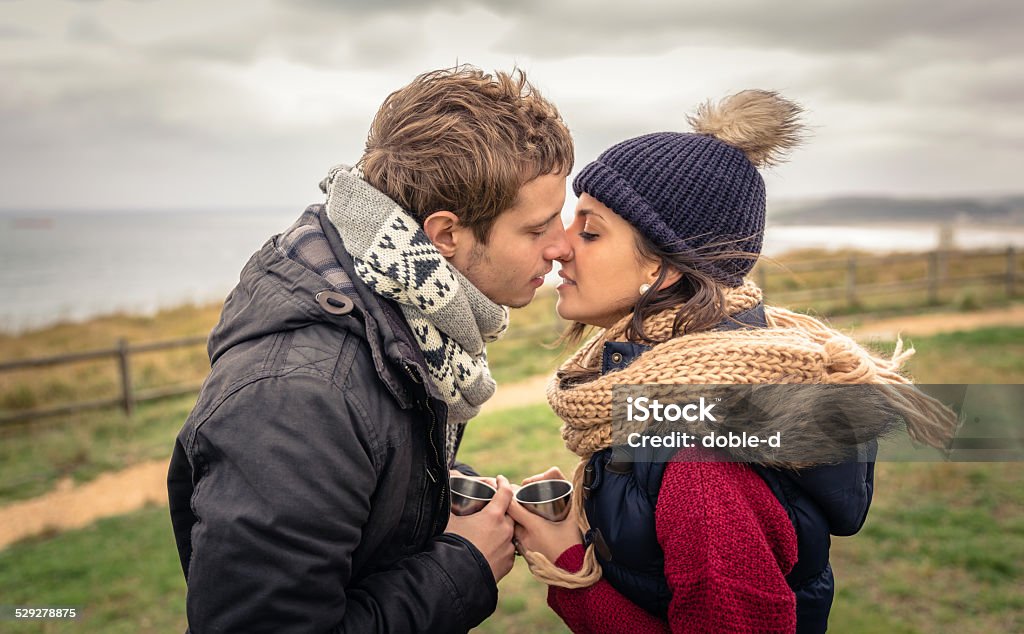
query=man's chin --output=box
[501,287,537,309]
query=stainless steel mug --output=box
[515,479,573,522]
[450,476,497,516]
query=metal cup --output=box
[515,479,573,522]
[449,476,497,516]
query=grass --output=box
[0,405,579,634]
[0,274,1021,630]
[754,247,1021,315]
[0,290,571,504]
[0,406,1020,633]
[457,405,578,634]
[3,244,1018,419]
[877,326,1024,383]
[0,303,221,421]
[0,292,568,420]
[828,462,1024,632]
[0,395,195,503]
[457,401,578,483]
[2,317,1022,505]
[489,289,573,384]
[0,504,186,634]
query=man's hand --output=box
[450,470,497,489]
[446,475,516,583]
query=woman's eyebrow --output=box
[578,209,605,222]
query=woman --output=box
[507,90,955,633]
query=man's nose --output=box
[543,222,573,262]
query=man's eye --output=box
[579,231,598,241]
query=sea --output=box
[2,209,1023,333]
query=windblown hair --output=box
[359,65,574,243]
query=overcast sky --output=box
[2,0,1022,211]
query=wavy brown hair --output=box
[359,65,574,244]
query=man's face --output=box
[450,172,571,308]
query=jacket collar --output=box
[317,207,443,411]
[600,303,767,374]
[206,203,444,412]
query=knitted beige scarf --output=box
[525,279,958,588]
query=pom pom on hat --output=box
[689,90,805,168]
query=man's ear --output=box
[422,211,463,258]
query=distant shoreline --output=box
[2,209,1022,335]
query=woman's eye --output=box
[578,231,598,241]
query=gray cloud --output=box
[1,0,1022,209]
[66,14,115,42]
[140,6,429,69]
[286,0,528,14]
[487,1,1023,59]
[0,23,36,38]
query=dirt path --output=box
[0,374,557,550]
[830,303,1024,340]
[0,461,170,549]
[2,303,1021,549]
[482,373,551,414]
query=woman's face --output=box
[556,193,660,328]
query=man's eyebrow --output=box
[526,209,563,230]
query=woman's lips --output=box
[556,272,576,290]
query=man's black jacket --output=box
[168,209,496,633]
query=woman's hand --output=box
[507,466,582,562]
[522,466,567,486]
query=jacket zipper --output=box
[405,362,448,540]
[423,398,447,536]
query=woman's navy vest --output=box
[583,305,877,634]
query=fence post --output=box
[117,338,134,417]
[1009,246,1018,298]
[845,255,857,307]
[928,250,940,304]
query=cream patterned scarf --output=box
[321,165,510,465]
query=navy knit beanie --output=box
[573,90,804,287]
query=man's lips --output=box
[529,268,552,285]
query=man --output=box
[167,66,573,633]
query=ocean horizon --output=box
[2,208,1023,334]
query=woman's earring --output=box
[639,283,651,295]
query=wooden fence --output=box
[0,246,1018,426]
[0,336,207,426]
[754,245,1017,308]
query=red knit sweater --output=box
[548,451,799,633]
